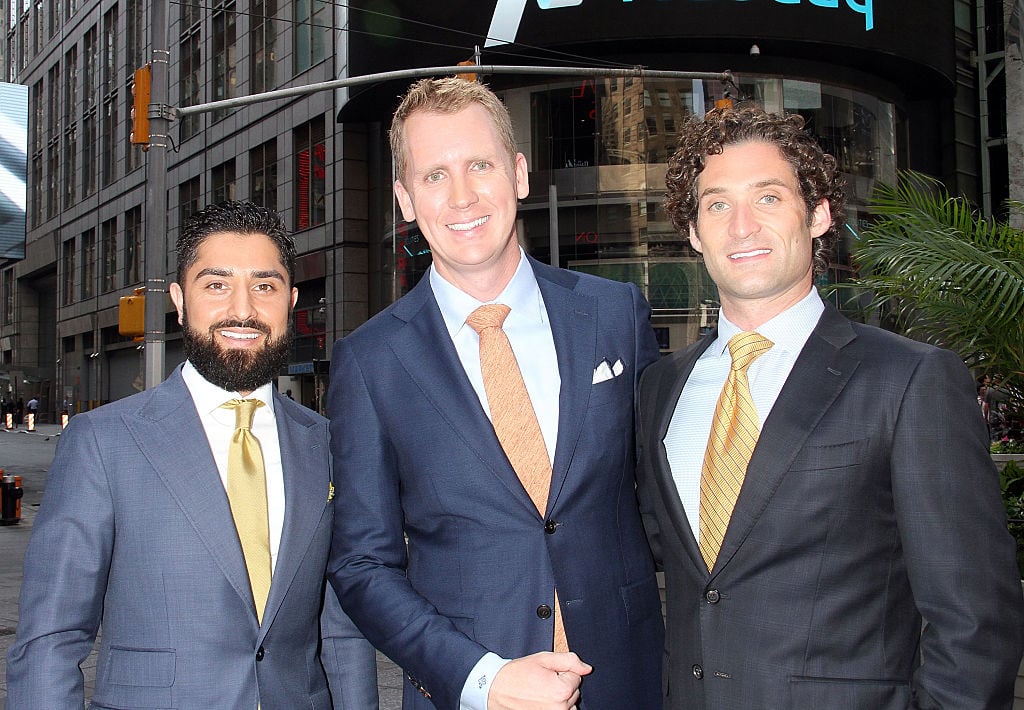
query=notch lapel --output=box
[650,336,715,575]
[389,278,539,514]
[260,397,327,636]
[124,370,257,621]
[539,273,595,515]
[711,307,860,576]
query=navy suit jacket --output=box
[7,366,378,709]
[327,257,665,709]
[637,303,1024,709]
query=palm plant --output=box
[840,170,1024,404]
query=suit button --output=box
[544,520,557,534]
[705,589,720,604]
[692,664,703,680]
[255,646,265,662]
[536,604,553,619]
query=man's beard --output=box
[182,314,292,394]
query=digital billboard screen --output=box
[0,82,27,261]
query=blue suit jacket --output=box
[637,303,1024,709]
[7,366,378,709]
[327,257,665,709]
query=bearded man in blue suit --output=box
[7,201,378,709]
[327,78,664,710]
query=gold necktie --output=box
[466,304,567,653]
[222,398,272,624]
[699,332,773,571]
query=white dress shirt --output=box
[430,249,560,710]
[662,288,824,539]
[181,361,286,573]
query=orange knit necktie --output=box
[466,304,568,652]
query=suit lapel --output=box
[538,266,595,515]
[260,395,327,636]
[389,276,539,514]
[651,335,715,575]
[712,305,859,576]
[124,369,256,618]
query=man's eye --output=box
[254,283,275,292]
[425,172,444,184]
[471,160,491,171]
[759,194,779,205]
[206,282,226,291]
[707,201,728,213]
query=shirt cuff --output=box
[460,653,511,710]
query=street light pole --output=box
[143,0,170,389]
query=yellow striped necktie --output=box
[222,398,272,624]
[466,304,568,653]
[699,332,773,571]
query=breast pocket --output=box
[787,439,868,473]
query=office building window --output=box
[101,217,117,293]
[62,237,75,305]
[46,62,59,220]
[250,139,276,211]
[29,79,42,227]
[101,5,117,186]
[179,28,200,139]
[83,24,97,196]
[211,1,236,122]
[126,0,144,70]
[251,0,276,93]
[1,268,14,326]
[124,205,142,286]
[179,176,201,227]
[81,227,96,300]
[294,0,327,73]
[211,159,235,204]
[46,0,58,37]
[63,46,77,208]
[294,116,325,230]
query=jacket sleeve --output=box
[891,347,1024,708]
[320,575,380,709]
[326,336,489,710]
[5,416,113,708]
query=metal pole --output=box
[144,0,170,388]
[176,65,736,117]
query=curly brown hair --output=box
[664,107,846,275]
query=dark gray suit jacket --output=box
[637,303,1023,709]
[7,366,378,709]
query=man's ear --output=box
[394,180,416,223]
[169,282,185,325]
[810,199,832,238]
[688,224,703,254]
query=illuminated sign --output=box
[0,83,27,261]
[488,0,874,48]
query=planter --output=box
[993,453,1024,473]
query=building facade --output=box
[0,0,1012,420]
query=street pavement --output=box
[0,422,404,709]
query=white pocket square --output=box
[592,358,624,384]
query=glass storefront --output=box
[381,75,896,352]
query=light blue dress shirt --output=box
[662,288,824,539]
[430,248,561,709]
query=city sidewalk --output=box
[0,422,404,709]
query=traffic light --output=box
[456,60,478,83]
[118,288,146,340]
[130,64,152,150]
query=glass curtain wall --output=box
[382,76,895,352]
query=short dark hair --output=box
[664,107,846,276]
[176,200,296,285]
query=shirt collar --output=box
[713,288,824,357]
[181,360,276,417]
[430,248,547,337]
